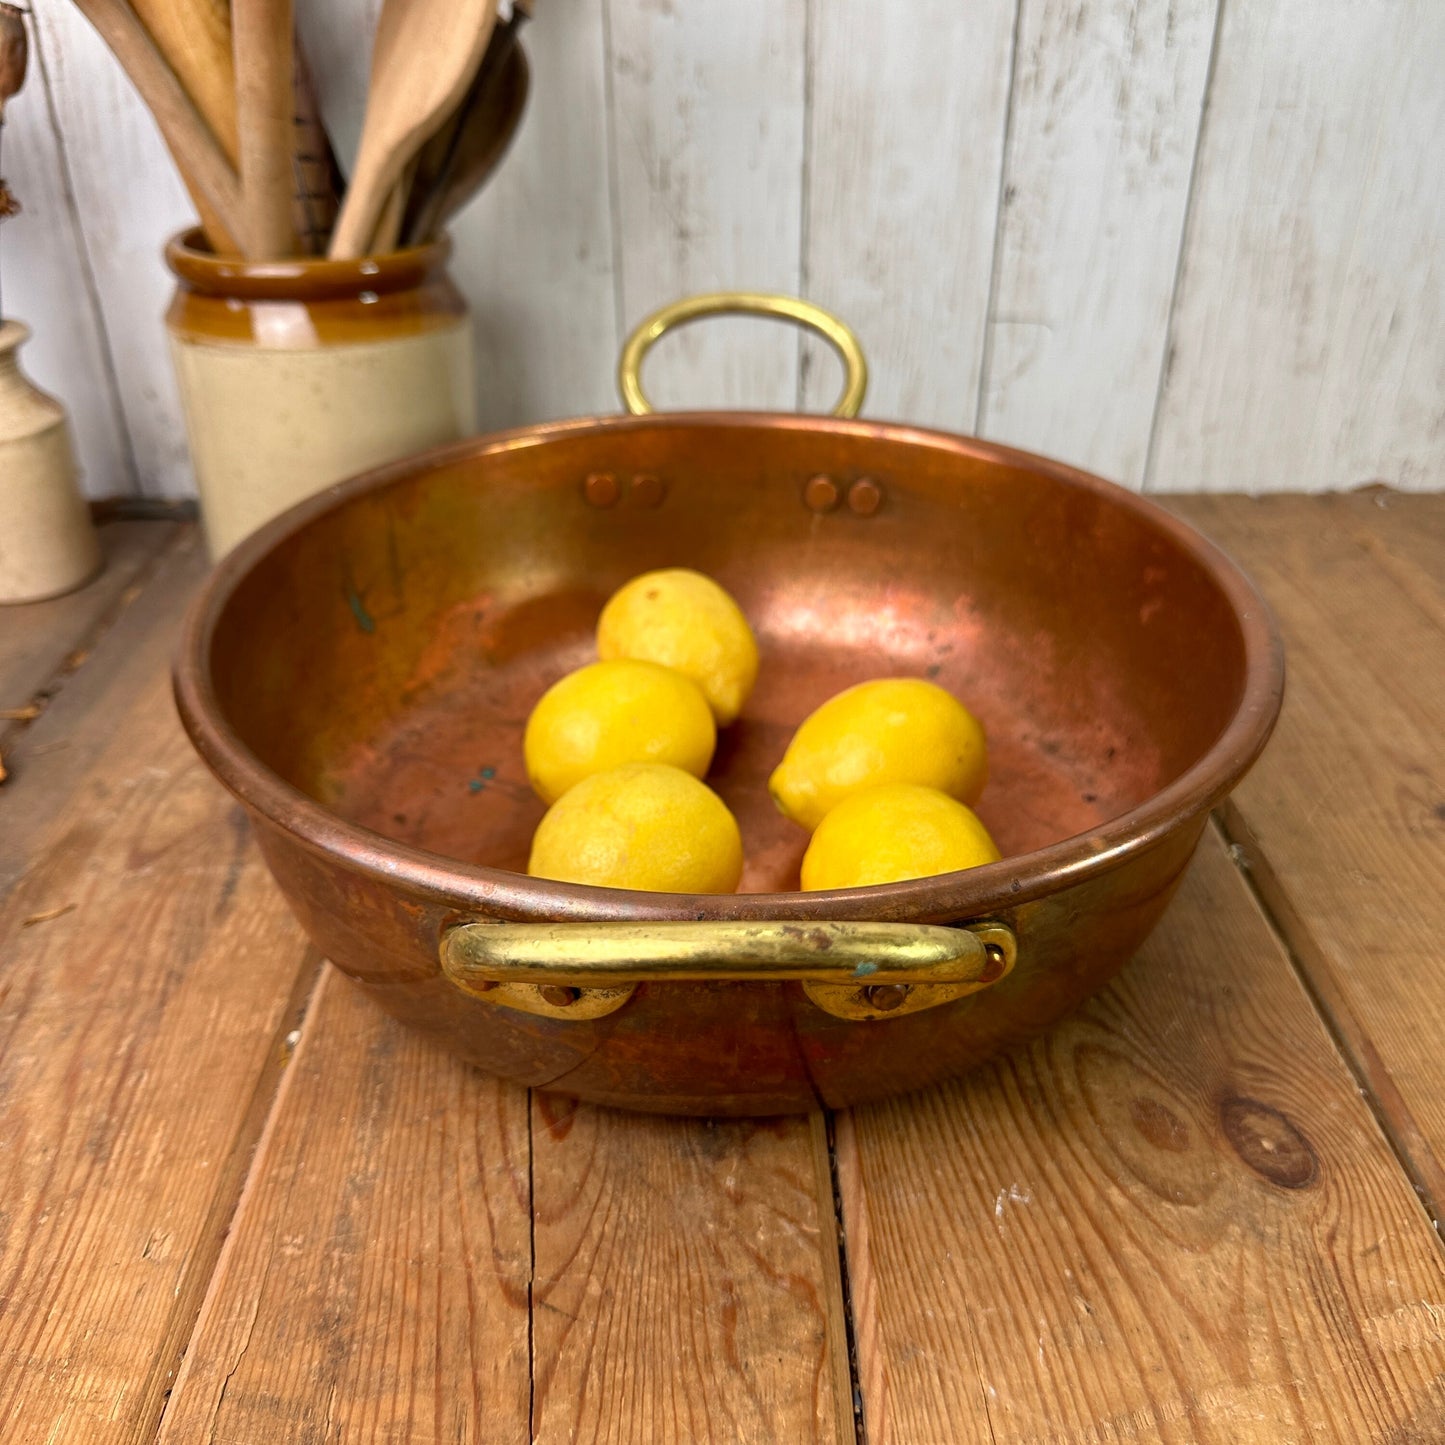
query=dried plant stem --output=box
[0,3,31,321]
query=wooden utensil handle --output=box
[186,184,244,256]
[368,167,412,255]
[233,0,296,257]
[72,0,242,242]
[130,0,238,160]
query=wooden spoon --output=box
[328,0,500,260]
[400,25,529,245]
[71,0,243,247]
[232,0,295,257]
[130,0,236,158]
[127,0,240,253]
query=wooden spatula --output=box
[328,0,500,260]
[400,18,530,245]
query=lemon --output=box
[528,763,744,892]
[801,784,1000,890]
[597,568,759,725]
[769,678,988,831]
[524,659,715,805]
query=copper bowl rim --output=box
[173,412,1286,923]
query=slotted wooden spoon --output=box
[328,0,499,259]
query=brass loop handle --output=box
[441,919,1014,1022]
[617,292,868,419]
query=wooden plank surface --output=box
[156,967,533,1445]
[838,829,1445,1444]
[1327,486,1445,607]
[530,1102,851,1445]
[0,524,192,891]
[1168,492,1445,1213]
[160,995,854,1444]
[802,0,1016,428]
[0,526,319,1443]
[606,0,806,411]
[979,0,1219,485]
[0,520,175,734]
[5,13,137,499]
[1148,1,1445,492]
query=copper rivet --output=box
[847,478,882,516]
[982,942,1007,980]
[804,475,840,512]
[584,473,619,507]
[629,473,666,507]
[539,984,580,1008]
[863,983,909,1012]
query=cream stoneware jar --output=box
[165,230,477,558]
[0,320,101,604]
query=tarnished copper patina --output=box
[175,301,1283,1115]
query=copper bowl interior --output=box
[201,416,1257,900]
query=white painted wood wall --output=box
[7,0,1442,500]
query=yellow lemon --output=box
[524,659,715,805]
[597,568,759,725]
[769,677,988,831]
[528,763,744,892]
[801,784,1000,889]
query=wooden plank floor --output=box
[1168,493,1445,1218]
[1,494,1442,1443]
[0,520,179,784]
[0,525,319,1443]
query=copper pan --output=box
[174,295,1284,1115]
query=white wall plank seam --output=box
[1140,0,1227,493]
[974,0,1028,436]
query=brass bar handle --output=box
[616,293,869,419]
[441,919,1015,1022]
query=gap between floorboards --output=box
[148,957,328,1443]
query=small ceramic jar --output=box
[165,230,477,557]
[0,320,101,604]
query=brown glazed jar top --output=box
[165,229,467,346]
